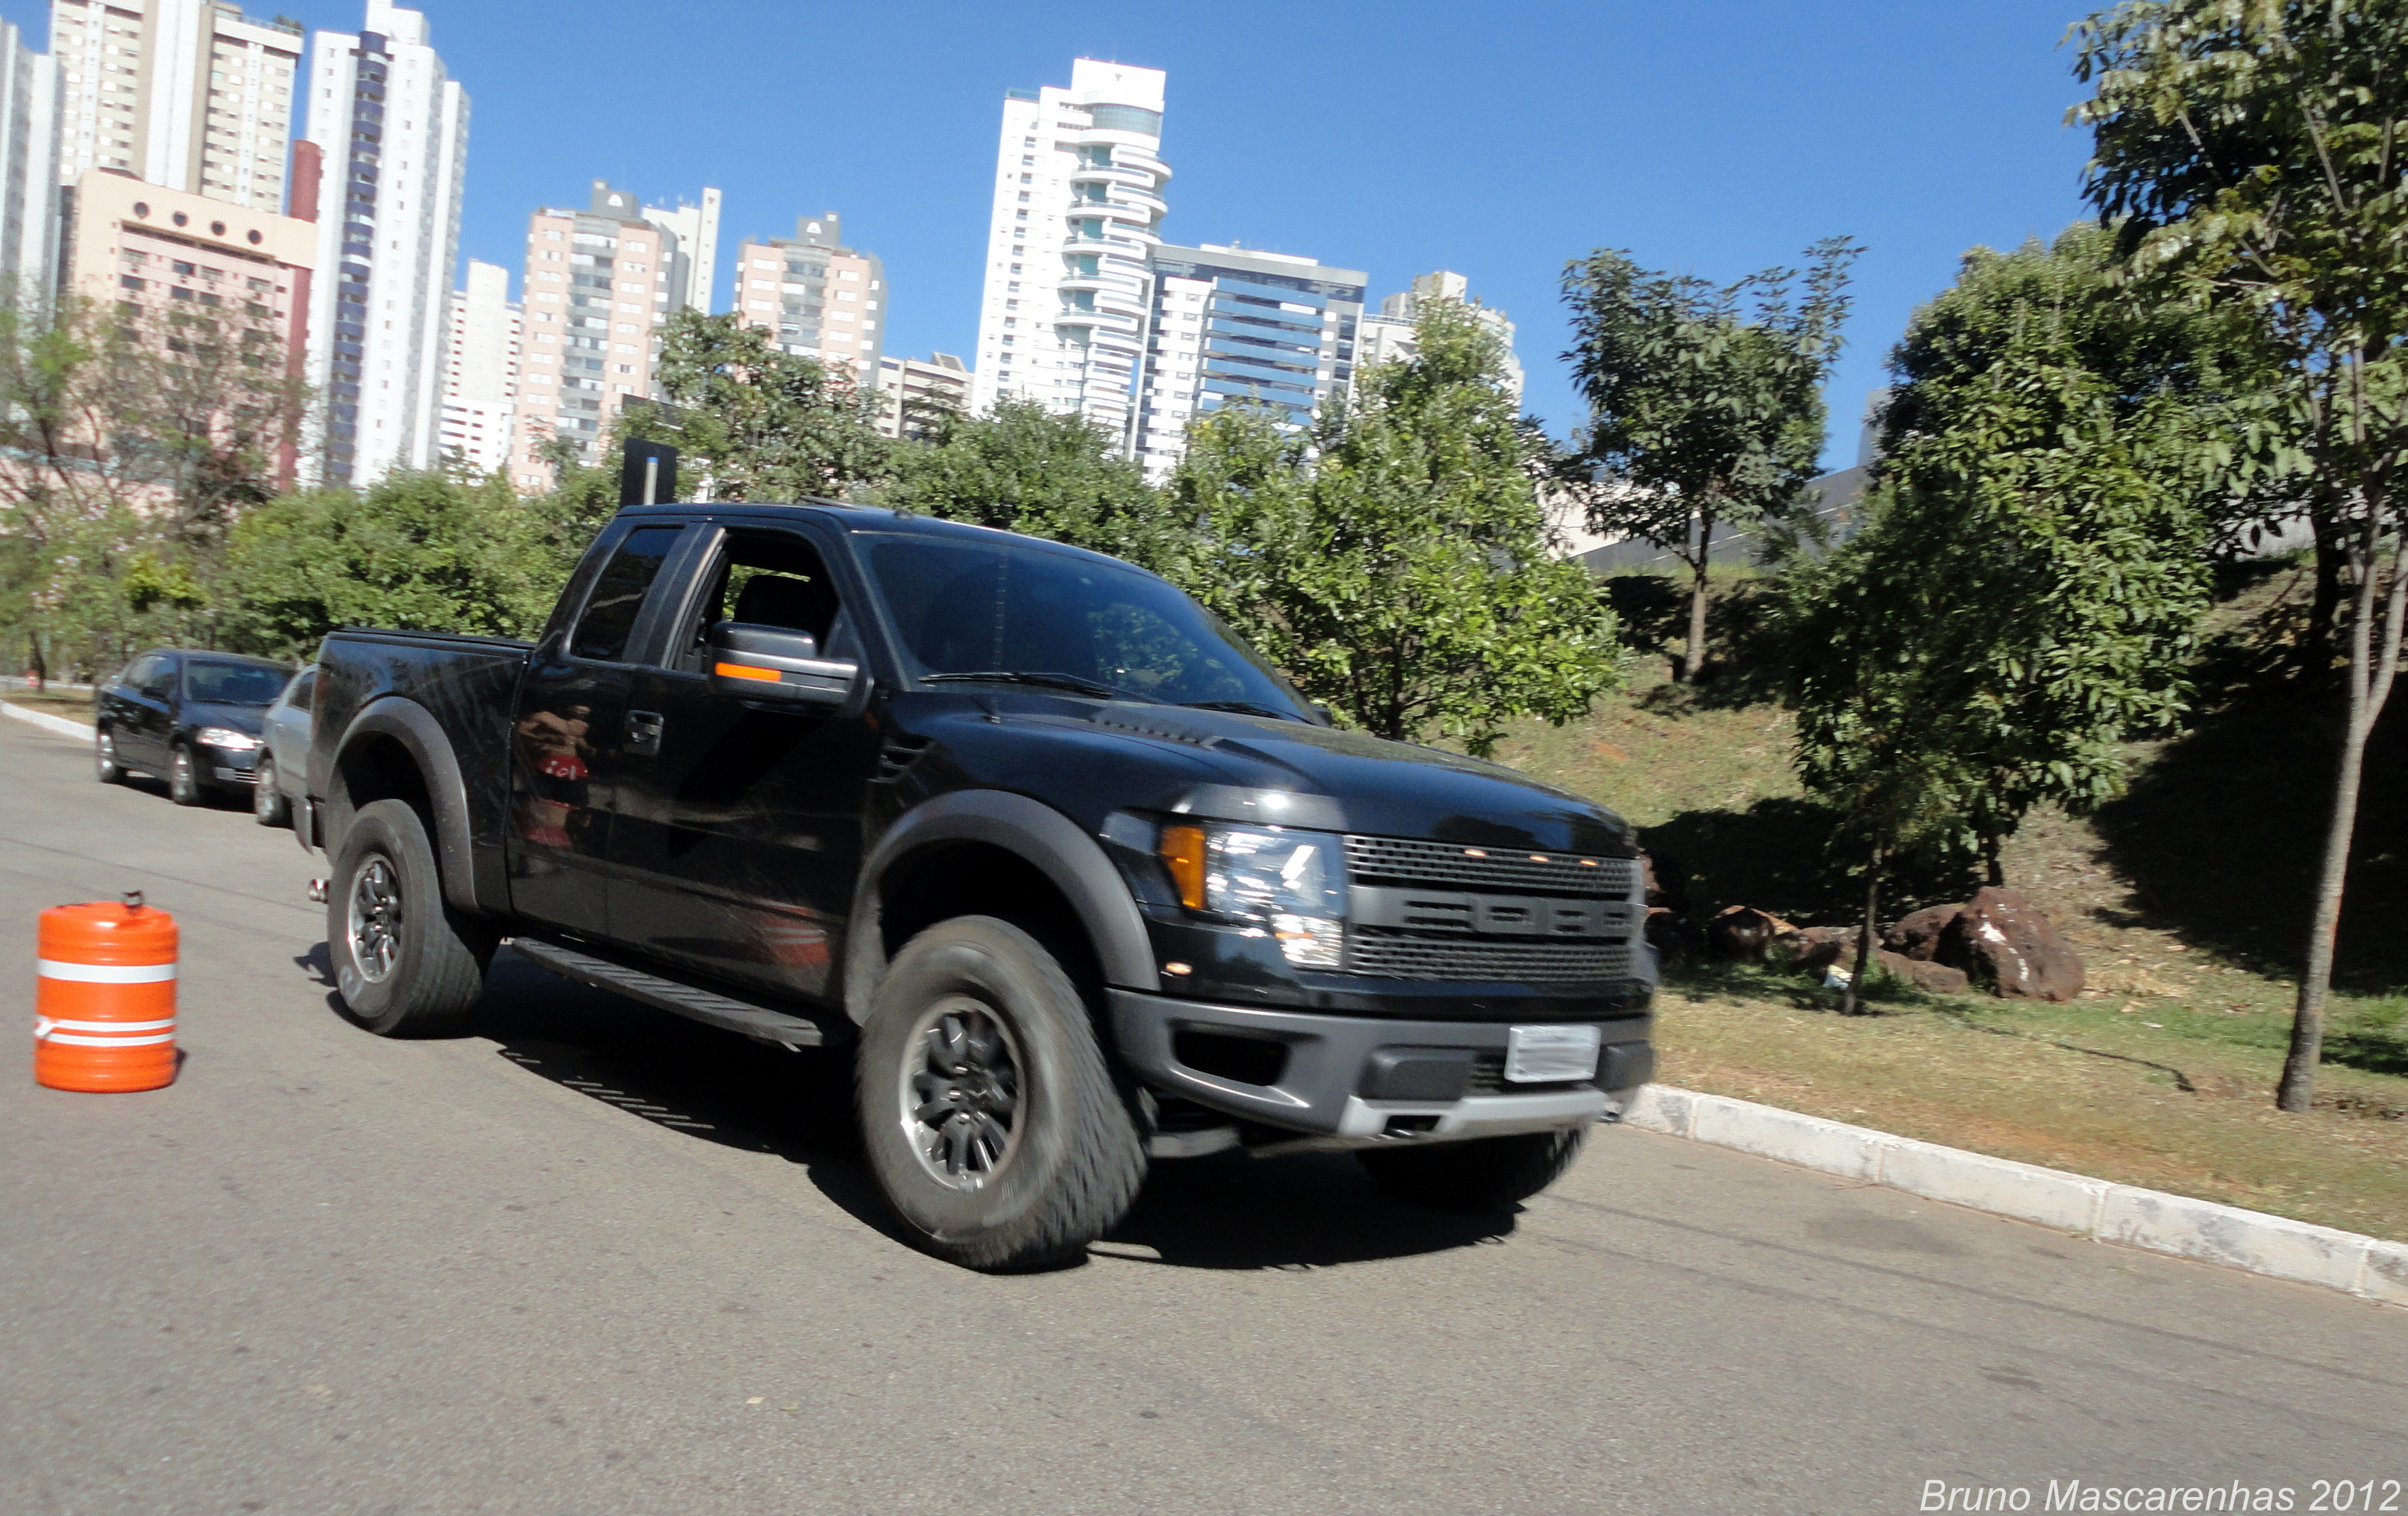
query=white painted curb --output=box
[1621,1084,2406,1309]
[1,699,97,742]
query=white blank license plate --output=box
[1505,1024,1601,1084]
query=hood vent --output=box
[1086,711,1223,749]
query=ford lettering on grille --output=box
[1342,835,1640,982]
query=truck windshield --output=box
[863,535,1310,719]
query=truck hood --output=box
[990,696,1636,857]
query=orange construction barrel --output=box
[35,891,178,1093]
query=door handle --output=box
[626,710,665,757]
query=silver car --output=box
[253,664,316,828]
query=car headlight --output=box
[1156,822,1347,968]
[195,726,260,752]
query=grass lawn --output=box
[1,690,98,726]
[1484,565,2408,1241]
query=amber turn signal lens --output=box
[1156,823,1207,910]
[714,662,783,683]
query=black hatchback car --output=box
[95,649,292,806]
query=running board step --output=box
[508,936,834,1049]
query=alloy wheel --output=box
[898,995,1025,1191]
[347,857,403,984]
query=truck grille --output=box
[1343,835,1637,898]
[1342,833,1638,983]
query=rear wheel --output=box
[95,728,123,784]
[857,915,1145,1271]
[1358,1127,1591,1213]
[252,755,289,827]
[329,798,492,1037]
[167,744,203,806]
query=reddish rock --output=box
[1938,886,2085,1002]
[1885,904,1963,962]
[1707,905,1798,962]
[1875,950,1970,995]
[1784,925,1861,975]
[1639,850,1689,912]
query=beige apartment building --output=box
[50,0,301,216]
[730,213,885,390]
[440,257,520,475]
[65,166,316,482]
[510,183,671,486]
[873,353,969,439]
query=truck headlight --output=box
[1157,822,1347,968]
[195,726,260,752]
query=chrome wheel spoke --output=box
[897,996,1024,1191]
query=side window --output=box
[136,657,171,696]
[570,526,683,662]
[677,529,849,671]
[291,669,318,706]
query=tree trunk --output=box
[1982,833,2005,888]
[1681,511,1716,683]
[2301,496,2345,674]
[1839,840,1883,1016]
[2278,489,2405,1112]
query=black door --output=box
[505,522,690,938]
[606,524,881,1005]
[98,655,162,769]
[125,655,177,769]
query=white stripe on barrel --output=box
[36,960,177,984]
[40,1031,177,1047]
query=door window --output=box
[671,529,851,671]
[570,526,684,662]
[130,657,171,697]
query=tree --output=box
[877,395,1176,570]
[1561,239,1860,681]
[1783,230,2230,1004]
[641,309,887,501]
[1171,299,1620,756]
[2074,0,2408,1111]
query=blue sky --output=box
[18,0,2107,468]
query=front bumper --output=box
[1109,988,1652,1150]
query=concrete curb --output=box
[1622,1084,2406,1309]
[1,700,96,742]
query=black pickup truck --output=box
[307,502,1656,1269]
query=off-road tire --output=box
[329,798,492,1037]
[252,756,289,827]
[1358,1126,1591,1213]
[95,728,123,784]
[857,915,1146,1271]
[167,744,204,806]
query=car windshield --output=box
[184,661,286,706]
[862,534,1310,718]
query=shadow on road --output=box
[295,944,1521,1271]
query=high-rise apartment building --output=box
[49,0,301,216]
[510,180,715,487]
[1355,271,1524,399]
[0,19,59,293]
[969,59,1169,442]
[872,352,969,439]
[299,0,467,486]
[439,257,518,475]
[642,188,720,315]
[730,213,885,389]
[1130,243,1364,480]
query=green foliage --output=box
[217,469,555,660]
[1784,228,2225,874]
[643,309,888,501]
[877,395,1176,569]
[1561,240,1859,677]
[1171,299,1621,756]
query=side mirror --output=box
[707,621,859,707]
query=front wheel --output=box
[329,798,493,1037]
[167,744,203,806]
[252,758,289,827]
[857,915,1146,1271]
[95,728,123,784]
[1358,1127,1591,1213]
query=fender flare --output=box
[842,789,1154,1026]
[327,696,481,914]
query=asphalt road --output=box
[2,715,2402,1516]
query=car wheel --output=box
[857,915,1146,1271]
[95,728,123,784]
[252,760,289,827]
[1357,1127,1591,1213]
[167,745,204,806]
[329,798,493,1037]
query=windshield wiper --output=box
[1179,699,1308,723]
[922,670,1139,700]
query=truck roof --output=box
[609,500,1145,573]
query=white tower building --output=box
[969,58,1168,445]
[0,18,59,295]
[48,0,301,216]
[439,257,519,475]
[1355,271,1525,400]
[301,0,468,486]
[642,188,721,316]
